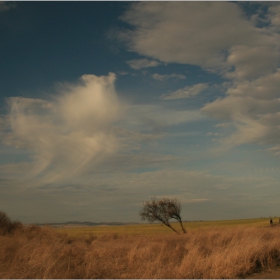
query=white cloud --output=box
[226,45,280,81]
[120,2,275,71]
[126,58,161,70]
[3,73,123,184]
[161,83,208,100]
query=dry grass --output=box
[56,218,270,238]
[1,220,280,278]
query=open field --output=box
[1,213,280,278]
[55,218,272,237]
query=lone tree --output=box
[139,197,186,234]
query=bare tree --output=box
[161,198,186,233]
[139,197,186,234]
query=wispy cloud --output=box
[0,1,17,12]
[2,167,279,223]
[121,104,205,131]
[226,45,280,81]
[126,58,161,70]
[201,74,280,152]
[161,83,208,100]
[152,73,186,81]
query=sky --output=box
[1,1,280,224]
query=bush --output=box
[0,211,22,235]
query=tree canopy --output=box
[139,197,186,233]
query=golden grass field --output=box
[55,218,271,237]
[1,214,280,278]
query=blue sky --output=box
[1,1,280,224]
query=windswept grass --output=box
[1,216,280,278]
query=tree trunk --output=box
[164,222,179,234]
[179,220,186,233]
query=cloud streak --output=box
[161,83,208,100]
[126,58,161,70]
[152,73,186,81]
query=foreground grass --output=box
[1,223,280,278]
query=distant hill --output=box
[33,221,140,227]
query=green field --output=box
[55,218,274,237]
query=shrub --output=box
[0,211,23,235]
[0,211,12,235]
